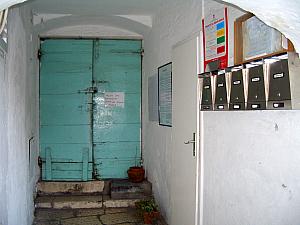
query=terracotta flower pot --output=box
[143,212,153,224]
[143,211,160,224]
[127,166,145,183]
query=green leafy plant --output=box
[135,199,158,213]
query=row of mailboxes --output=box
[200,52,300,111]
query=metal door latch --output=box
[184,132,196,156]
[78,87,98,94]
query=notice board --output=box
[242,16,283,61]
[202,7,228,71]
[158,63,172,127]
[234,14,294,64]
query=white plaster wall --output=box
[200,1,300,225]
[143,0,244,222]
[143,0,202,222]
[0,41,8,225]
[202,111,300,225]
[144,0,300,224]
[0,6,39,225]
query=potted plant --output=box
[127,166,145,183]
[135,199,159,224]
[127,151,145,183]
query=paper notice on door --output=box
[104,92,125,108]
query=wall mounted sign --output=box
[234,14,294,64]
[104,92,125,108]
[202,7,228,71]
[158,62,172,127]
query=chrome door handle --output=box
[184,140,195,144]
[184,133,196,156]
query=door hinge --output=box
[37,49,42,60]
[38,156,43,167]
[140,48,144,57]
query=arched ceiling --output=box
[30,0,162,16]
[43,25,143,39]
[33,15,150,36]
[1,0,300,53]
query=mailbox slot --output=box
[229,69,245,110]
[268,59,291,101]
[268,59,292,110]
[214,73,228,111]
[201,76,213,111]
[247,65,266,110]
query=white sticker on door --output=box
[104,92,125,108]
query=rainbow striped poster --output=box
[202,7,228,71]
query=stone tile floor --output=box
[33,208,167,225]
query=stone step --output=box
[35,194,152,210]
[37,181,105,195]
[35,195,103,209]
[110,180,152,199]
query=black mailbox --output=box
[229,69,245,110]
[247,65,266,110]
[201,75,213,111]
[268,59,291,109]
[214,72,228,110]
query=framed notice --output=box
[234,14,294,64]
[158,62,172,127]
[202,7,228,71]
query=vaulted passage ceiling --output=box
[29,0,162,16]
[0,0,300,53]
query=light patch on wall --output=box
[117,15,153,27]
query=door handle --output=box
[184,140,195,144]
[184,133,196,156]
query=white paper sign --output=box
[104,92,125,108]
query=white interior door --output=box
[171,36,199,225]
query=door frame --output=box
[197,30,205,225]
[38,37,144,181]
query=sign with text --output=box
[105,92,125,108]
[202,7,228,71]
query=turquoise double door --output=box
[40,39,141,181]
